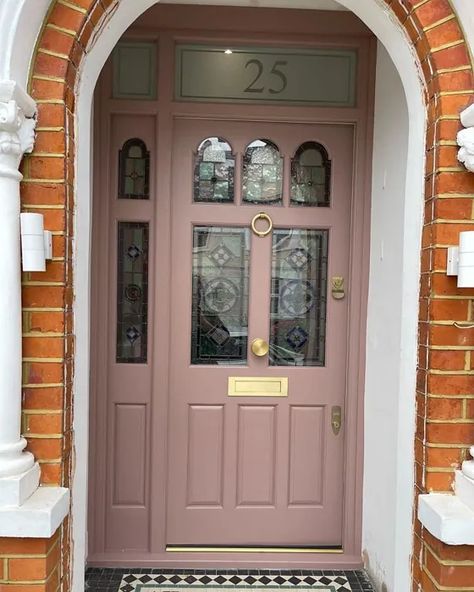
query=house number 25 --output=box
[244,59,288,94]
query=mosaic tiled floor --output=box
[85,569,375,592]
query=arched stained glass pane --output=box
[291,142,331,207]
[119,138,150,199]
[193,137,235,203]
[242,139,283,205]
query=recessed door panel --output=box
[288,406,325,506]
[113,404,147,506]
[237,405,276,507]
[186,405,225,507]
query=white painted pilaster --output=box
[0,80,37,485]
[0,81,70,536]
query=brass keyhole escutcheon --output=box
[251,338,269,357]
[251,212,273,238]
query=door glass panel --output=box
[242,139,283,205]
[191,226,249,365]
[118,138,150,199]
[194,137,235,203]
[116,222,149,363]
[269,229,328,366]
[291,142,330,207]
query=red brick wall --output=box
[0,0,473,590]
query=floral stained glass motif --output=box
[269,229,328,366]
[118,138,150,199]
[242,139,283,205]
[116,222,149,363]
[191,227,250,365]
[291,142,331,207]
[193,137,235,203]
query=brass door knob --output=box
[251,338,269,357]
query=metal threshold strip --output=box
[166,546,343,554]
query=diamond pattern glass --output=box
[291,142,331,207]
[269,229,328,366]
[194,137,235,203]
[118,138,150,199]
[191,227,249,365]
[242,139,283,205]
[116,222,149,363]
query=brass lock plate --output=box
[331,405,342,435]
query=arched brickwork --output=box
[4,0,473,590]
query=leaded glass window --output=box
[193,137,235,203]
[116,222,149,363]
[269,229,328,366]
[291,142,331,207]
[191,226,249,365]
[242,139,283,205]
[118,138,150,199]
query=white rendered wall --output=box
[362,42,414,591]
[452,0,474,55]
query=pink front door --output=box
[167,118,353,548]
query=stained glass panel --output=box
[291,142,331,207]
[119,138,150,199]
[269,229,328,366]
[191,226,249,365]
[193,137,235,203]
[242,139,283,205]
[116,222,149,363]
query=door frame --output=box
[71,1,425,590]
[89,15,374,567]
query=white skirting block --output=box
[0,486,69,538]
[418,492,474,545]
[0,462,40,506]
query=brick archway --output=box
[13,0,474,590]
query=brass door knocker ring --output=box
[251,212,273,238]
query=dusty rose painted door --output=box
[167,118,353,547]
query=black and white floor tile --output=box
[85,569,375,592]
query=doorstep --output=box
[85,568,375,592]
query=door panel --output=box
[186,405,225,507]
[113,404,147,506]
[236,405,277,507]
[288,405,325,506]
[167,118,353,547]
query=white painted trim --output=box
[0,463,40,507]
[418,493,474,546]
[0,486,70,538]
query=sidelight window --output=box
[118,138,150,200]
[116,222,149,363]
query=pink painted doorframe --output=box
[88,3,375,568]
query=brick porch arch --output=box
[4,0,472,590]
